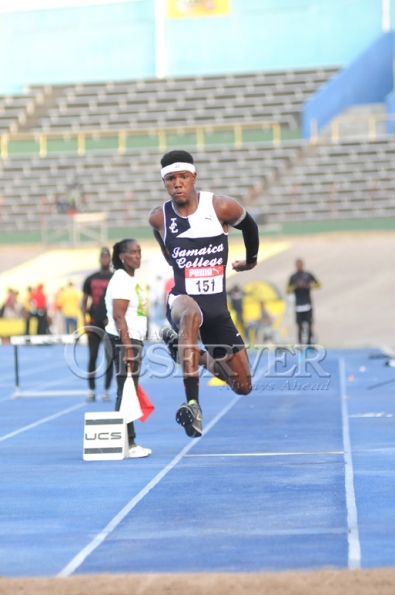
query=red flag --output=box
[137,384,155,422]
[121,376,143,423]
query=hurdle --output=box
[10,334,90,399]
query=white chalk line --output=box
[0,402,85,443]
[339,358,361,570]
[184,451,344,457]
[57,392,243,577]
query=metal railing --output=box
[0,120,283,159]
[40,211,108,246]
[309,113,395,143]
[286,178,387,220]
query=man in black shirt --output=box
[82,247,114,402]
[287,259,321,344]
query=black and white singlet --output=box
[163,192,229,316]
[163,191,245,353]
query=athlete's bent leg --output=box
[200,348,252,395]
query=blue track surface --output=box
[0,343,394,576]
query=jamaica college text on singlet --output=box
[163,191,229,318]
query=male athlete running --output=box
[286,259,321,345]
[149,150,259,438]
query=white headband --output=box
[161,162,196,179]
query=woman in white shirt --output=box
[105,239,151,458]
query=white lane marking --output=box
[339,358,361,570]
[0,402,85,442]
[57,393,243,578]
[349,412,393,418]
[184,451,344,457]
[127,527,346,538]
[353,446,395,454]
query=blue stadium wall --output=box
[0,0,393,93]
[303,31,395,138]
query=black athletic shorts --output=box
[166,294,245,360]
[296,309,313,325]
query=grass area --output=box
[165,133,198,147]
[126,134,158,149]
[8,140,40,154]
[3,127,302,156]
[0,227,155,245]
[1,217,395,246]
[47,139,79,152]
[280,217,395,235]
[85,136,118,151]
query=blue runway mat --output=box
[0,344,394,576]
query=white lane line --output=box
[57,392,243,578]
[349,413,393,418]
[353,446,395,454]
[184,451,344,457]
[339,358,361,570]
[0,402,85,442]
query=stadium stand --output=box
[0,142,304,231]
[319,104,387,140]
[258,135,395,221]
[0,67,339,233]
[0,89,48,134]
[6,69,394,230]
[30,68,338,133]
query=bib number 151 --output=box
[185,266,224,295]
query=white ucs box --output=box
[83,412,128,461]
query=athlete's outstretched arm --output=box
[149,206,172,265]
[213,195,259,272]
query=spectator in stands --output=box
[82,247,114,403]
[286,259,321,344]
[228,284,245,333]
[58,281,81,334]
[65,180,84,214]
[56,193,68,214]
[30,284,48,334]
